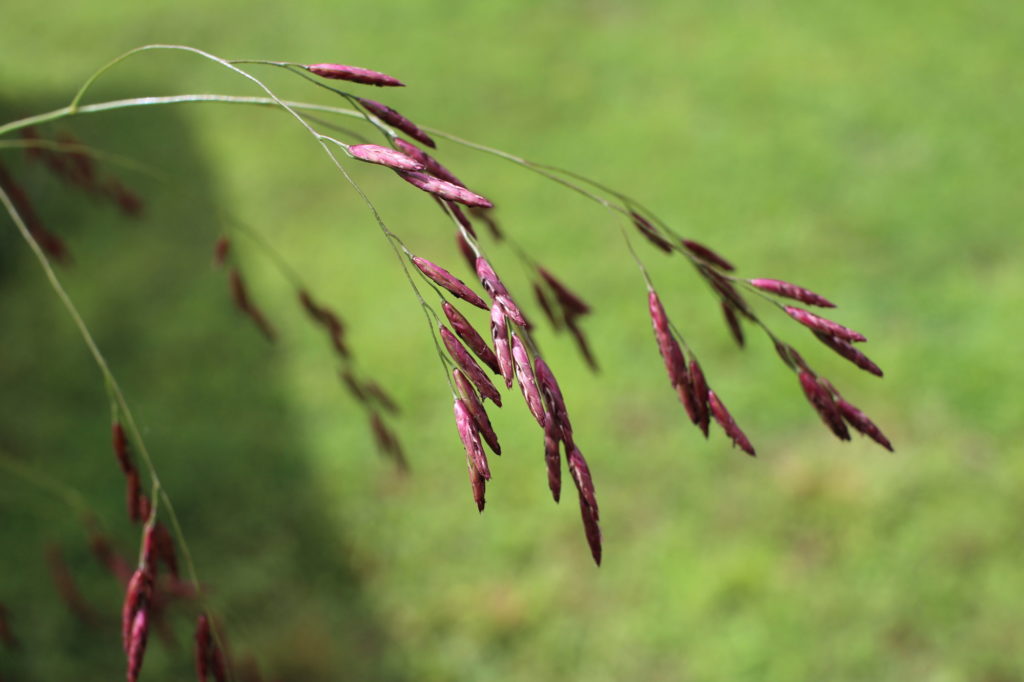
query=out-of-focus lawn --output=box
[2,1,1022,680]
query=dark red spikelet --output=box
[682,239,735,271]
[688,359,711,437]
[813,332,884,377]
[0,161,71,264]
[88,530,132,584]
[363,380,400,415]
[453,369,501,455]
[538,267,591,316]
[785,306,866,343]
[394,138,464,186]
[47,546,96,624]
[702,268,752,316]
[533,282,561,330]
[578,493,602,566]
[306,63,405,87]
[339,369,367,403]
[721,301,745,347]
[631,211,674,253]
[837,399,893,451]
[797,370,851,440]
[413,257,488,309]
[748,278,835,308]
[113,422,133,474]
[298,289,348,358]
[358,98,435,147]
[369,412,409,471]
[469,207,504,240]
[490,303,514,389]
[150,523,178,578]
[707,390,756,456]
[440,326,502,405]
[565,316,599,371]
[213,236,231,267]
[126,470,146,523]
[228,269,276,342]
[104,178,143,217]
[510,332,546,426]
[469,466,487,512]
[195,614,212,682]
[443,302,500,374]
[543,412,562,503]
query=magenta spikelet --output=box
[359,98,435,147]
[510,332,545,426]
[126,608,149,682]
[306,63,405,87]
[785,306,867,343]
[453,369,501,455]
[682,239,735,271]
[534,357,574,446]
[648,291,688,388]
[748,278,835,308]
[454,397,491,482]
[122,568,152,653]
[475,258,526,325]
[543,413,562,503]
[443,302,500,374]
[348,143,424,171]
[412,257,488,309]
[490,303,514,389]
[707,390,756,456]
[440,326,502,405]
[393,138,464,186]
[397,171,493,207]
[566,446,599,520]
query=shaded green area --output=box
[2,1,1022,680]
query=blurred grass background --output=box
[2,1,1022,680]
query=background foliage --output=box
[2,1,1022,680]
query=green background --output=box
[2,1,1022,680]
